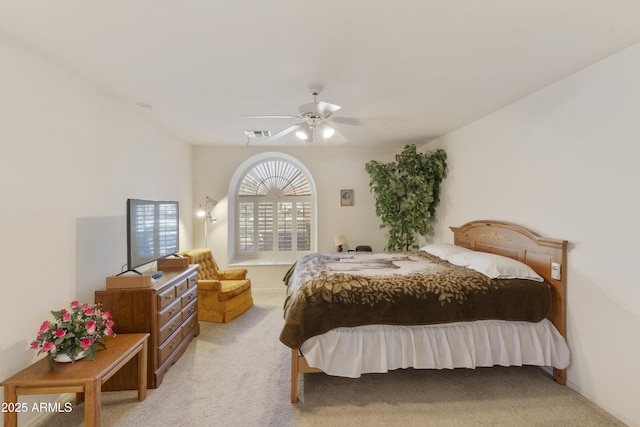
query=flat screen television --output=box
[126,199,179,272]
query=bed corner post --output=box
[291,348,299,403]
[553,368,566,385]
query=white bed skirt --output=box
[300,319,570,378]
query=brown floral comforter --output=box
[280,252,550,348]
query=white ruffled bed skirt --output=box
[300,319,570,378]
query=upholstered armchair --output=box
[178,248,253,323]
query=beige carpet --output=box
[35,290,624,427]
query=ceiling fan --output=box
[242,85,368,144]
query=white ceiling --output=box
[2,1,640,147]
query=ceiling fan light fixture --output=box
[321,124,335,139]
[242,85,368,144]
[295,123,311,140]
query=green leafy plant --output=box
[365,144,447,251]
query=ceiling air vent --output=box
[244,130,272,138]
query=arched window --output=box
[229,153,316,263]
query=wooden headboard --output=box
[450,220,568,384]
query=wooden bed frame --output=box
[289,220,568,403]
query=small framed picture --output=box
[340,189,354,206]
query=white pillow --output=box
[420,243,472,260]
[447,251,544,282]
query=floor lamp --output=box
[196,196,217,247]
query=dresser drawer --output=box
[182,311,198,339]
[157,298,181,329]
[181,286,197,308]
[159,317,181,344]
[187,274,197,288]
[175,279,188,297]
[182,298,197,320]
[157,285,177,310]
[158,328,183,367]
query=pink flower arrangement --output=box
[31,301,115,363]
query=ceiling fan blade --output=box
[316,101,341,117]
[267,124,302,140]
[241,115,299,119]
[327,128,348,144]
[328,116,371,126]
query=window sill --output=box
[229,259,297,267]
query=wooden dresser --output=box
[95,265,199,390]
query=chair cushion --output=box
[218,268,248,280]
[218,279,251,302]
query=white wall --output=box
[428,43,640,426]
[192,145,398,289]
[0,33,193,426]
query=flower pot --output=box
[54,351,86,363]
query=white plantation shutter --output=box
[296,202,311,251]
[235,158,314,260]
[258,203,274,251]
[239,160,311,196]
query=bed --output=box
[280,220,570,403]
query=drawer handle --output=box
[169,307,176,315]
[189,321,194,327]
[165,295,172,300]
[169,324,176,332]
[169,341,176,349]
[189,306,195,313]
